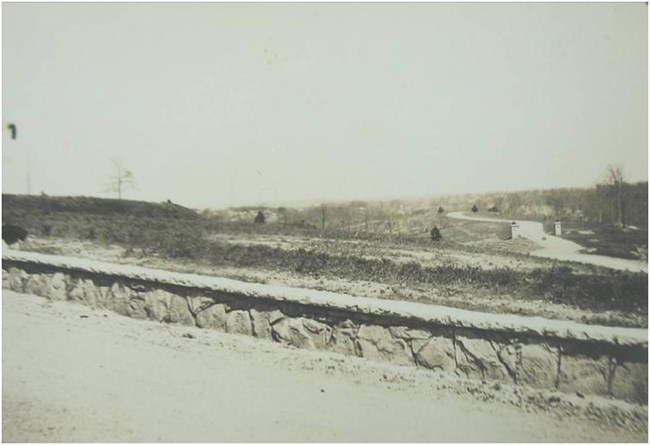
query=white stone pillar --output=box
[510,222,520,239]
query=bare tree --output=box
[546,190,567,219]
[106,158,136,200]
[506,192,523,217]
[603,164,626,226]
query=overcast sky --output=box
[2,3,647,209]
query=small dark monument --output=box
[254,211,266,224]
[3,224,28,245]
[471,204,479,213]
[430,226,442,241]
[437,206,445,214]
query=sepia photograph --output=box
[2,2,648,442]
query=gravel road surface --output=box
[3,291,646,442]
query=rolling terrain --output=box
[3,194,647,327]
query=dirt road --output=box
[448,212,647,273]
[3,290,646,442]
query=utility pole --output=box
[321,204,326,236]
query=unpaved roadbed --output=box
[3,291,647,442]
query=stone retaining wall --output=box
[3,251,647,404]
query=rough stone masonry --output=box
[2,250,647,405]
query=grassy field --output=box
[562,224,648,260]
[3,194,647,326]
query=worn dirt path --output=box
[448,212,647,273]
[3,290,646,442]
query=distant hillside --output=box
[2,194,202,241]
[3,194,199,220]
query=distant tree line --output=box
[212,166,647,231]
[455,166,647,228]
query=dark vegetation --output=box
[193,243,646,314]
[562,223,648,260]
[2,224,28,245]
[254,211,266,224]
[3,194,199,219]
[3,194,647,316]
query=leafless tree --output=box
[603,164,626,226]
[546,189,567,219]
[106,158,136,200]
